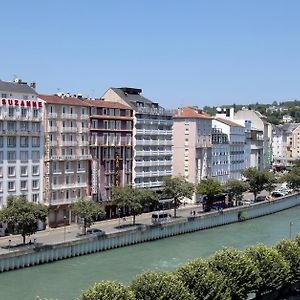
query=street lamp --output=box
[289,221,293,239]
[63,215,67,242]
[118,208,121,228]
[8,239,11,251]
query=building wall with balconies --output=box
[89,105,133,201]
[0,81,44,208]
[40,95,91,227]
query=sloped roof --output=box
[215,117,244,128]
[173,107,211,119]
[39,94,132,109]
[0,80,37,95]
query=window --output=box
[32,151,40,161]
[65,175,70,185]
[126,121,132,130]
[92,120,97,129]
[0,137,3,147]
[20,137,29,147]
[20,122,29,131]
[21,108,27,118]
[32,137,40,147]
[32,122,40,132]
[32,165,39,175]
[115,109,120,116]
[77,161,82,170]
[33,109,38,118]
[1,93,7,98]
[21,166,28,176]
[70,107,73,114]
[7,136,16,147]
[116,121,121,130]
[32,194,39,203]
[7,122,16,131]
[77,175,81,183]
[50,105,55,113]
[7,151,16,161]
[62,106,66,114]
[32,180,39,189]
[65,190,69,200]
[52,191,57,200]
[125,109,131,116]
[0,151,3,162]
[0,182,2,192]
[8,166,15,177]
[23,95,28,100]
[77,189,81,198]
[8,181,15,191]
[20,180,27,191]
[0,166,2,177]
[53,176,58,185]
[8,107,14,117]
[104,120,109,129]
[65,161,71,171]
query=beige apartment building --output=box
[173,107,212,201]
[39,94,91,227]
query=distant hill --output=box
[203,100,300,125]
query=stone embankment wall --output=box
[0,193,299,273]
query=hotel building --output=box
[102,88,173,190]
[39,94,91,227]
[88,99,134,203]
[0,80,44,208]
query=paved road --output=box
[0,189,274,254]
[0,204,202,254]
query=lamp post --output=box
[63,215,67,242]
[8,239,11,251]
[289,221,293,239]
[118,208,121,228]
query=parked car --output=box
[86,228,105,236]
[271,191,286,198]
[255,195,266,202]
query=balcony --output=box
[79,128,89,133]
[135,150,173,157]
[48,113,57,119]
[135,170,172,178]
[49,141,58,147]
[136,129,172,135]
[50,197,77,206]
[81,114,90,119]
[136,160,172,167]
[136,140,172,146]
[134,181,164,188]
[60,141,78,147]
[52,182,87,190]
[61,113,78,119]
[79,141,89,146]
[48,126,57,132]
[61,127,78,133]
[50,154,92,161]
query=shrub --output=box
[208,248,260,299]
[276,239,300,282]
[245,244,291,295]
[130,271,195,300]
[176,258,231,299]
[79,281,135,300]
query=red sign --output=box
[1,98,43,108]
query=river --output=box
[1,205,300,300]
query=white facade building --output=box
[212,118,246,181]
[102,87,173,190]
[0,80,44,208]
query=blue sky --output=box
[1,0,300,108]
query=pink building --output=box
[173,107,212,201]
[40,94,91,227]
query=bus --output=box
[202,193,227,212]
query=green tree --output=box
[242,168,270,201]
[245,244,291,296]
[276,239,300,282]
[285,167,300,190]
[73,199,105,234]
[79,281,135,300]
[264,172,277,195]
[162,176,194,218]
[196,179,224,210]
[224,179,249,206]
[0,195,47,244]
[112,187,158,225]
[130,271,195,300]
[176,258,231,300]
[208,248,260,300]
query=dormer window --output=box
[136,101,144,107]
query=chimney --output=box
[30,81,36,89]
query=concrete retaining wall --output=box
[0,193,299,273]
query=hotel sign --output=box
[115,154,120,187]
[1,98,43,108]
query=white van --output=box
[151,211,172,224]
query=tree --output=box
[224,179,249,206]
[80,281,135,300]
[264,172,277,195]
[73,198,105,234]
[112,187,158,225]
[176,258,231,300]
[196,179,224,210]
[0,195,47,244]
[130,271,195,300]
[276,239,300,283]
[162,176,194,218]
[242,168,270,201]
[245,244,291,296]
[285,167,300,190]
[208,248,260,300]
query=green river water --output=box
[1,206,300,300]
